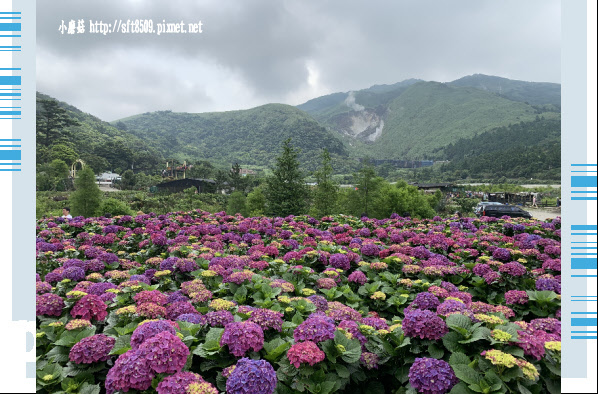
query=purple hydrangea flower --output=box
[71,294,108,321]
[347,270,368,285]
[128,274,150,285]
[287,341,326,368]
[36,295,65,317]
[133,290,168,306]
[105,349,154,394]
[36,282,52,294]
[402,310,448,340]
[176,313,204,324]
[160,256,179,271]
[492,248,511,261]
[436,299,468,317]
[440,281,459,293]
[166,301,198,320]
[409,357,458,394]
[406,292,441,312]
[294,316,336,343]
[504,290,529,305]
[88,282,117,296]
[156,371,204,394]
[62,266,86,281]
[131,320,177,349]
[329,253,351,270]
[307,295,328,312]
[360,243,380,257]
[472,263,492,277]
[536,277,561,294]
[498,262,527,277]
[69,334,115,364]
[166,291,189,304]
[138,331,189,374]
[205,310,235,327]
[174,258,198,273]
[85,259,105,272]
[362,316,389,330]
[221,321,264,357]
[483,271,502,285]
[249,308,284,331]
[529,318,561,334]
[226,358,277,394]
[360,352,380,370]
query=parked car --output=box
[474,202,503,216]
[479,205,532,219]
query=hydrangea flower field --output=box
[36,211,562,394]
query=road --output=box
[525,207,561,221]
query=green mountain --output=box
[449,74,561,108]
[116,104,349,170]
[438,117,561,180]
[37,74,561,181]
[36,92,162,173]
[297,79,560,159]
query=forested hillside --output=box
[117,104,350,171]
[36,92,162,173]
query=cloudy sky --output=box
[37,0,561,121]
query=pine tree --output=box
[246,187,266,216]
[313,149,338,217]
[229,162,247,193]
[265,138,309,217]
[354,161,378,217]
[36,98,79,148]
[227,191,248,216]
[70,167,102,217]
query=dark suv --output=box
[478,205,532,219]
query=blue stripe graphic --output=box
[0,150,21,160]
[572,318,598,326]
[0,23,21,31]
[572,225,598,230]
[0,76,21,85]
[572,176,598,187]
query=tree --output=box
[313,149,338,217]
[370,180,436,219]
[48,143,79,165]
[188,160,215,179]
[49,159,70,191]
[265,138,309,217]
[36,98,79,148]
[227,191,247,216]
[229,163,248,193]
[353,162,378,217]
[70,167,102,217]
[120,170,136,190]
[246,187,266,216]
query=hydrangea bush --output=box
[35,211,561,393]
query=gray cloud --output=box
[36,0,561,121]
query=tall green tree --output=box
[229,163,248,193]
[265,138,309,217]
[36,98,79,148]
[120,170,136,190]
[70,167,102,217]
[246,187,266,216]
[353,162,379,217]
[313,149,338,217]
[370,180,436,219]
[227,191,248,216]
